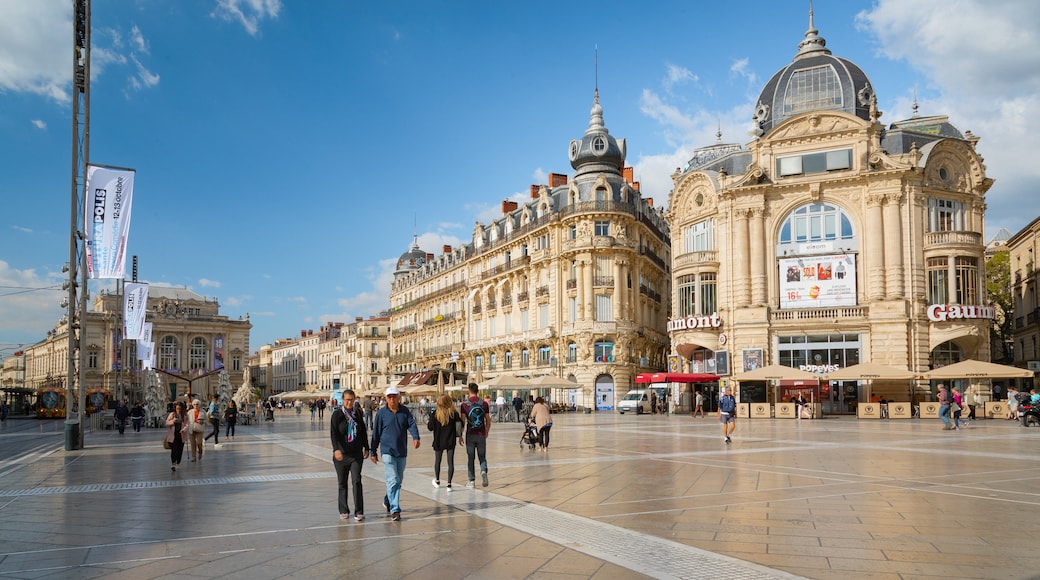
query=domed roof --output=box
[394,236,427,277]
[569,90,626,177]
[749,9,874,137]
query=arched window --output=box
[190,337,208,370]
[567,342,578,363]
[778,202,854,246]
[160,336,179,370]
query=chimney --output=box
[426,253,434,262]
[549,173,568,187]
[300,330,306,338]
[443,244,452,254]
[632,181,640,191]
[356,316,363,322]
[502,200,519,213]
[529,185,540,199]
[646,197,653,207]
[623,167,634,184]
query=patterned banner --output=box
[84,164,135,279]
[123,283,149,340]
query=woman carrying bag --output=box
[428,394,463,491]
[166,402,188,472]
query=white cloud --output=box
[30,119,46,130]
[663,64,697,92]
[198,278,222,288]
[212,0,282,37]
[730,57,757,86]
[0,260,66,343]
[128,53,160,92]
[0,0,70,102]
[130,25,148,54]
[11,225,32,233]
[856,0,1040,234]
[532,167,548,184]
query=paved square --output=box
[0,411,1037,579]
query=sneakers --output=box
[465,481,475,489]
[391,512,401,522]
[383,498,390,513]
[354,514,365,522]
[446,484,453,492]
[725,436,731,444]
[171,465,176,472]
[432,479,440,488]
[340,513,350,521]
[481,472,488,487]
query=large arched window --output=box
[778,202,854,246]
[160,336,179,370]
[190,337,208,370]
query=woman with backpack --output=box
[427,394,463,491]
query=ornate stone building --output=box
[24,286,251,404]
[666,14,993,412]
[389,92,672,409]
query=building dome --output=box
[394,236,427,277]
[749,9,875,137]
[569,90,626,178]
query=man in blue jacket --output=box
[369,386,420,521]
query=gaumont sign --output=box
[926,304,996,322]
[667,312,723,332]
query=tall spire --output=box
[912,84,919,117]
[796,0,831,59]
[716,117,722,144]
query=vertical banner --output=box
[123,283,149,340]
[213,337,225,370]
[141,322,153,345]
[112,330,123,371]
[84,164,135,279]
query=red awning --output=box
[635,372,720,384]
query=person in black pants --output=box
[331,389,369,522]
[166,402,188,471]
[204,394,221,445]
[113,400,130,434]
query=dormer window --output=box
[783,64,842,115]
[777,148,852,177]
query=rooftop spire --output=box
[716,117,722,144]
[796,0,831,59]
[912,84,919,117]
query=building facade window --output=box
[683,219,715,253]
[927,198,965,232]
[87,351,98,369]
[677,273,717,316]
[521,348,530,367]
[538,346,551,366]
[594,220,610,236]
[927,257,949,304]
[783,64,841,115]
[778,202,854,246]
[567,342,577,363]
[955,257,979,304]
[595,294,613,321]
[190,338,208,370]
[160,336,179,370]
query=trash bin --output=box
[64,420,81,450]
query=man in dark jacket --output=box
[113,400,130,435]
[369,386,419,521]
[331,389,369,522]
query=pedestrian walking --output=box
[204,394,221,445]
[166,402,188,471]
[369,386,420,521]
[1007,388,1019,421]
[461,383,491,488]
[187,399,208,461]
[310,401,316,420]
[719,387,736,443]
[937,384,952,430]
[428,394,463,491]
[317,398,327,420]
[512,394,524,423]
[530,396,552,451]
[363,396,375,427]
[694,390,705,417]
[130,401,146,432]
[332,389,369,522]
[113,400,130,435]
[794,392,809,420]
[223,400,238,440]
[965,386,977,420]
[952,387,968,429]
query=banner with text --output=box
[123,283,149,340]
[84,164,135,279]
[778,254,857,309]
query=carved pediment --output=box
[769,112,863,141]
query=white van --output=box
[618,389,651,414]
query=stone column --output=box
[614,259,625,321]
[866,195,886,301]
[583,256,594,320]
[749,207,766,305]
[883,192,904,298]
[732,208,751,306]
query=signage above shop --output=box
[926,304,996,322]
[667,312,723,332]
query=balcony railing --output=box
[593,276,614,288]
[674,250,719,268]
[481,255,531,280]
[924,230,983,247]
[536,286,549,297]
[566,279,577,290]
[517,291,529,303]
[770,305,868,322]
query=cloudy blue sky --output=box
[1,0,1038,356]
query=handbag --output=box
[191,422,204,433]
[950,402,961,413]
[162,437,171,449]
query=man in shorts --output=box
[719,387,736,444]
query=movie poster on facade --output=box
[84,164,135,279]
[742,348,763,372]
[779,254,857,309]
[714,350,730,376]
[123,283,149,340]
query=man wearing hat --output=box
[369,386,420,521]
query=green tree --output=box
[986,250,1014,363]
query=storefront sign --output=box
[799,364,838,374]
[926,304,996,322]
[667,312,723,332]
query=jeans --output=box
[466,434,488,481]
[381,454,406,514]
[204,417,220,443]
[131,417,143,432]
[225,420,236,438]
[939,404,951,429]
[334,455,364,515]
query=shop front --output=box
[778,334,861,414]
